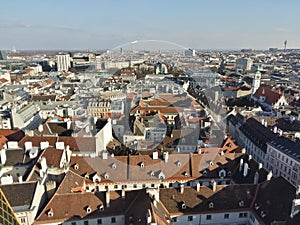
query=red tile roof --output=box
[253,85,282,105]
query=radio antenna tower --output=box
[284,40,287,50]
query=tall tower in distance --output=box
[252,68,261,96]
[284,40,287,50]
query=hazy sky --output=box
[0,0,299,50]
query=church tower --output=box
[252,69,261,95]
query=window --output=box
[133,184,137,188]
[114,185,118,189]
[84,221,89,225]
[151,184,155,188]
[224,214,229,219]
[206,215,212,220]
[250,214,255,222]
[111,217,116,223]
[172,217,177,222]
[188,216,193,221]
[239,212,248,218]
[97,219,102,224]
[20,218,26,224]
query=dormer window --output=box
[150,171,155,177]
[176,161,181,167]
[140,162,145,168]
[74,163,79,170]
[202,170,207,176]
[239,200,244,207]
[219,169,226,178]
[104,173,109,179]
[85,173,90,179]
[158,172,165,181]
[86,206,92,213]
[181,202,186,209]
[209,160,214,167]
[99,205,104,212]
[227,171,232,176]
[184,172,188,177]
[259,96,265,102]
[47,209,53,217]
[111,163,116,169]
[209,202,214,209]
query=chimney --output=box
[38,124,43,132]
[106,191,110,207]
[267,171,272,181]
[290,198,300,218]
[254,171,259,184]
[163,152,169,163]
[196,182,201,192]
[41,157,47,173]
[296,185,300,195]
[0,149,6,165]
[211,179,217,192]
[180,184,184,194]
[121,189,125,199]
[153,197,157,207]
[243,163,249,177]
[248,154,252,161]
[239,159,244,172]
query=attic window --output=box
[219,169,226,178]
[181,202,186,209]
[209,202,214,209]
[47,209,53,217]
[86,206,92,213]
[239,200,244,207]
[74,164,79,170]
[158,172,165,181]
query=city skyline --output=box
[0,0,300,50]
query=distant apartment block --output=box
[56,53,71,72]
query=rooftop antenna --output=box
[284,40,287,50]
